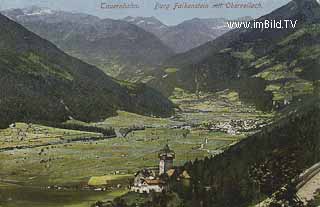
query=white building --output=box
[131,145,176,194]
[131,179,166,193]
[131,169,167,193]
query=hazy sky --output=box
[0,0,291,25]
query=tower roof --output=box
[158,144,175,158]
[160,144,174,153]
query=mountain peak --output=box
[294,0,319,4]
[254,0,320,24]
[22,6,54,16]
[292,0,320,22]
[123,16,165,26]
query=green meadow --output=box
[0,91,271,207]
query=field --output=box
[0,127,237,186]
[0,90,272,207]
[0,123,102,150]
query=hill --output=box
[2,7,174,78]
[149,0,320,111]
[0,13,174,128]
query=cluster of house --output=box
[201,119,268,135]
[131,144,190,194]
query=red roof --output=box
[143,179,165,185]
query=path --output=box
[255,162,320,206]
[297,170,320,204]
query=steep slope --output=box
[151,0,320,110]
[0,13,174,129]
[2,7,174,78]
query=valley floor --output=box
[0,90,272,207]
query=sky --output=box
[0,0,291,25]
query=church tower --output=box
[158,144,175,175]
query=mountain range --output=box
[0,12,174,129]
[2,7,251,79]
[123,16,252,53]
[2,7,174,78]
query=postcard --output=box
[0,0,320,206]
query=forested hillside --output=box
[0,13,174,128]
[177,98,320,207]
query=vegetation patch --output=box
[232,48,255,61]
[165,68,179,74]
[88,175,133,186]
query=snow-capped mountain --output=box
[3,6,101,24]
[123,16,169,36]
[21,6,54,16]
